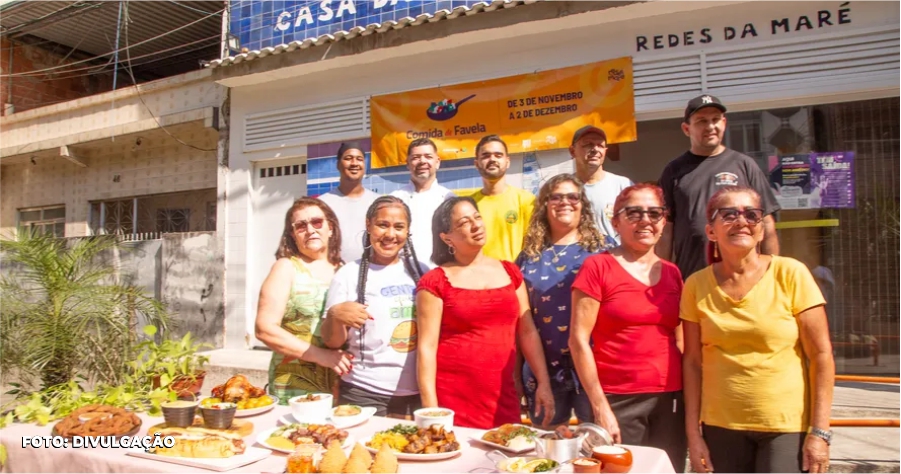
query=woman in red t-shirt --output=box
[570,183,686,472]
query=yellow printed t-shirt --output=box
[680,256,825,432]
[472,186,535,262]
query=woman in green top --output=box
[256,197,354,403]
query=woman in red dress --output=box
[417,196,555,429]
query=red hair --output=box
[704,186,762,265]
[612,182,666,217]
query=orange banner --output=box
[370,56,635,169]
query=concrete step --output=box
[199,348,272,396]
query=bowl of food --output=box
[591,445,633,473]
[572,457,602,473]
[289,393,333,424]
[200,402,237,429]
[161,400,199,428]
[414,407,454,431]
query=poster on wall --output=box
[369,56,636,169]
[768,152,855,209]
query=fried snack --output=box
[318,439,348,474]
[342,443,372,473]
[371,442,399,474]
[148,428,246,458]
[54,404,141,438]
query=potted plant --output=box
[134,326,212,399]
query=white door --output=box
[248,158,307,347]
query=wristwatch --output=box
[807,426,833,445]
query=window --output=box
[18,205,65,238]
[89,189,216,239]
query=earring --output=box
[713,242,719,259]
[757,242,762,254]
[448,246,456,255]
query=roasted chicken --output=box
[210,375,266,403]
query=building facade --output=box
[212,0,899,374]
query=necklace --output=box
[548,241,578,263]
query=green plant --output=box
[132,326,212,389]
[0,376,176,428]
[0,233,169,389]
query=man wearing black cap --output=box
[569,125,634,246]
[657,95,780,280]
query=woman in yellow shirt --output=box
[681,186,835,473]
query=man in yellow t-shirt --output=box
[471,135,535,262]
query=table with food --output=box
[0,375,676,473]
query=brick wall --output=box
[0,38,117,115]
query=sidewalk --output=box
[830,381,899,473]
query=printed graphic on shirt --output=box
[604,203,615,221]
[714,172,739,186]
[504,210,519,224]
[389,320,418,353]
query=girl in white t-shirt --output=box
[321,196,428,417]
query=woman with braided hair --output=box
[322,195,428,418]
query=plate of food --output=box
[471,423,543,454]
[126,426,271,472]
[279,404,377,429]
[204,375,277,417]
[52,404,142,439]
[487,450,562,473]
[256,423,352,454]
[361,423,462,461]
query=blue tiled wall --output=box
[230,1,495,53]
[305,138,480,197]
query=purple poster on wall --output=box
[768,152,855,209]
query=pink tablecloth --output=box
[0,406,675,473]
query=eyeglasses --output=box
[292,217,325,233]
[711,208,764,224]
[548,193,581,205]
[617,206,666,223]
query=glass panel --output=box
[52,222,65,238]
[19,210,41,222]
[41,207,65,220]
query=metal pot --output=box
[533,424,614,463]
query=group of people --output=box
[254,95,835,474]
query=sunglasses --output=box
[711,208,764,224]
[617,206,666,223]
[292,217,325,233]
[548,193,581,205]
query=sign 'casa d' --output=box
[635,2,852,52]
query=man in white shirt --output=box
[569,125,633,246]
[318,142,380,263]
[390,138,456,267]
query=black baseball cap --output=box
[684,94,727,122]
[571,125,607,146]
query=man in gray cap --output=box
[657,94,780,280]
[569,125,633,246]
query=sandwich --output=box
[148,427,246,458]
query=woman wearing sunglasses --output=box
[682,186,834,474]
[570,183,687,472]
[515,174,607,429]
[320,196,428,418]
[417,196,555,429]
[256,197,354,404]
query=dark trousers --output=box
[338,380,421,419]
[606,391,687,473]
[703,424,805,473]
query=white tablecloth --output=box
[0,406,675,473]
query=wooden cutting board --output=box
[145,416,253,437]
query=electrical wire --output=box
[0,6,223,78]
[122,1,217,153]
[164,0,221,16]
[7,34,222,80]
